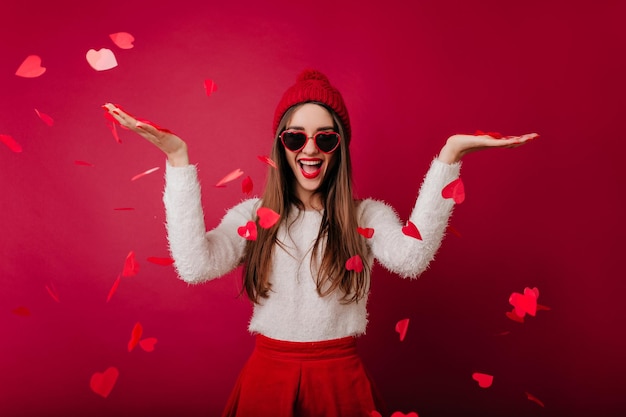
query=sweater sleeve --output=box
[162,161,259,284]
[359,158,461,278]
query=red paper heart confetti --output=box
[34,109,54,126]
[395,318,410,341]
[257,155,277,168]
[113,207,135,211]
[86,48,118,71]
[391,412,419,417]
[204,79,218,97]
[122,251,139,277]
[109,32,135,49]
[11,306,31,316]
[128,322,143,352]
[525,391,545,407]
[472,372,494,388]
[345,255,363,273]
[146,257,174,266]
[45,282,60,303]
[237,221,258,241]
[257,207,280,229]
[106,120,122,143]
[509,287,539,317]
[90,366,119,398]
[475,130,503,139]
[0,134,23,153]
[74,160,95,167]
[15,55,46,78]
[357,227,374,239]
[215,168,244,187]
[370,412,382,417]
[106,275,122,302]
[401,221,422,240]
[139,337,158,352]
[442,178,465,204]
[131,167,159,181]
[537,304,551,311]
[242,176,253,195]
[446,224,461,238]
[505,308,525,323]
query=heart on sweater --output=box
[257,207,280,229]
[242,176,253,195]
[122,251,139,277]
[509,287,538,317]
[395,318,410,341]
[86,48,118,71]
[90,367,119,398]
[357,227,374,238]
[472,372,493,388]
[15,55,46,77]
[391,412,419,417]
[442,178,465,204]
[401,221,422,240]
[237,221,257,240]
[345,255,363,273]
[109,32,135,49]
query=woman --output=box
[103,69,537,417]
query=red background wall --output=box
[1,0,624,416]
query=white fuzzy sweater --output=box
[163,158,460,342]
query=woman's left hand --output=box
[437,132,539,164]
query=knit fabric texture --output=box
[273,69,351,143]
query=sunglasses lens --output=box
[315,132,340,153]
[282,131,307,151]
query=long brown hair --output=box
[242,103,370,304]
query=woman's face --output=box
[282,103,337,208]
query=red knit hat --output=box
[273,69,351,144]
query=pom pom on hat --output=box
[273,69,351,144]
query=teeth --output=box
[300,160,321,166]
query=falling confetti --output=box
[345,255,363,273]
[446,224,462,238]
[215,168,244,187]
[45,282,60,303]
[34,109,54,126]
[257,207,280,229]
[0,134,23,153]
[509,287,539,318]
[11,306,31,316]
[109,32,135,49]
[395,318,410,341]
[390,412,419,417]
[401,221,422,240]
[113,207,135,211]
[525,391,545,407]
[204,79,218,97]
[475,130,503,139]
[74,160,95,167]
[15,55,46,78]
[131,167,159,181]
[472,372,494,388]
[442,178,465,204]
[89,367,119,398]
[139,337,157,352]
[242,176,253,195]
[257,155,277,168]
[146,257,174,266]
[505,309,525,323]
[86,48,118,71]
[237,221,257,241]
[106,275,122,302]
[128,322,143,352]
[122,251,139,277]
[357,227,374,239]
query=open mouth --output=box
[298,159,322,179]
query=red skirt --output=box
[221,335,387,417]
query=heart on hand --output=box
[90,367,119,398]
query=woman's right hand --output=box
[102,103,189,166]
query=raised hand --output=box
[102,103,189,166]
[438,132,539,164]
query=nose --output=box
[301,135,318,154]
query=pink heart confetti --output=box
[442,178,465,204]
[505,308,525,323]
[357,227,374,238]
[525,391,545,407]
[74,160,95,167]
[0,134,23,153]
[391,412,419,417]
[15,55,46,78]
[345,255,363,273]
[146,257,174,266]
[109,32,135,49]
[45,282,60,303]
[34,109,54,126]
[90,367,119,398]
[242,176,253,195]
[257,207,280,229]
[238,221,258,241]
[509,287,539,317]
[131,167,159,181]
[395,318,410,341]
[11,306,31,316]
[215,168,244,187]
[128,322,143,352]
[139,337,158,352]
[257,155,277,168]
[204,79,218,97]
[401,221,422,240]
[122,251,139,277]
[472,372,494,388]
[106,275,122,302]
[86,48,118,71]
